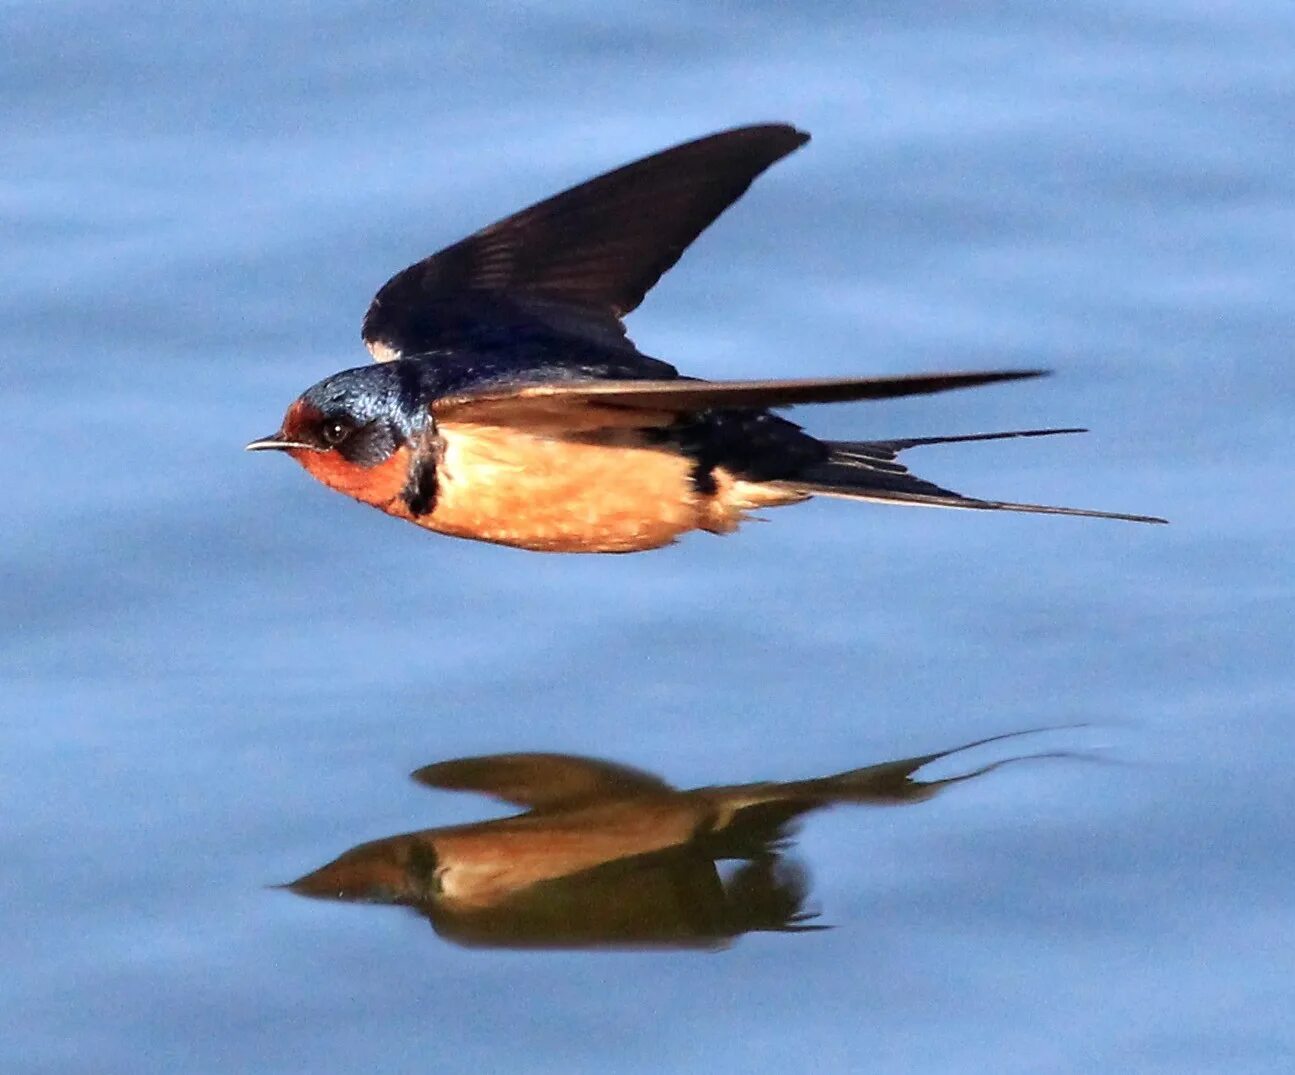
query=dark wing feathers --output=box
[363,124,810,360]
[411,753,673,810]
[431,369,1046,430]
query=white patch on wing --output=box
[366,338,402,363]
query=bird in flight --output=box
[248,123,1164,552]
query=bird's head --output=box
[285,835,442,905]
[247,364,427,505]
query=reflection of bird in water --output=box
[285,731,1074,951]
[247,124,1164,553]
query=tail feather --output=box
[773,427,1167,525]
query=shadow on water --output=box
[284,729,1084,951]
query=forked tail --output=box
[771,428,1166,524]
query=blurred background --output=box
[4,2,1293,1072]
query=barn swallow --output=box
[285,731,1072,950]
[248,124,1165,553]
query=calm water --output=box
[5,2,1294,1072]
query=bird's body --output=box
[284,350,822,552]
[393,423,776,554]
[249,124,1163,550]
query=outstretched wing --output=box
[362,124,809,360]
[411,753,674,810]
[429,369,1047,433]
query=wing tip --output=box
[779,123,812,149]
[990,368,1049,383]
[721,121,810,147]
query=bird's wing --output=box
[362,124,809,360]
[429,369,1046,433]
[411,753,674,809]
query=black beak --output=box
[245,433,314,452]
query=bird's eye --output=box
[319,419,354,447]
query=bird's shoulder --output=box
[399,328,682,402]
[401,343,825,483]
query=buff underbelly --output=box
[413,424,802,553]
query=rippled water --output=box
[5,2,1295,1072]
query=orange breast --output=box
[433,798,704,909]
[410,425,708,553]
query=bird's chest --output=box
[415,424,703,553]
[432,800,704,908]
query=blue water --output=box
[5,2,1294,1071]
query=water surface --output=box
[4,2,1294,1072]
